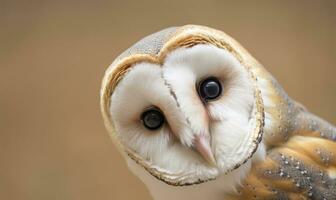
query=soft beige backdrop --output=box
[1,1,335,199]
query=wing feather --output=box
[228,133,336,199]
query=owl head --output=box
[101,25,265,186]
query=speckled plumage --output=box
[100,25,336,200]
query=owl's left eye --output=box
[198,77,222,101]
[141,108,165,130]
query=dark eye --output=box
[198,77,222,101]
[141,108,165,130]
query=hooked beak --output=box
[193,134,216,166]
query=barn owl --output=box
[100,25,336,200]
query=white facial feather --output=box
[110,44,266,190]
[163,45,256,171]
[126,142,266,200]
[111,62,218,179]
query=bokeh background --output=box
[1,0,335,199]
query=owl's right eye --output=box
[141,108,165,130]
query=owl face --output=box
[101,26,264,185]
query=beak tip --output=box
[209,155,217,167]
[194,134,217,167]
[205,151,217,167]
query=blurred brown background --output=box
[0,0,335,199]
